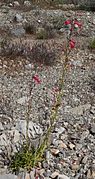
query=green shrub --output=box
[89,38,95,49]
[10,144,43,172]
[36,27,47,39]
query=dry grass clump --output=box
[30,42,58,66]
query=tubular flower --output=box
[64,20,71,25]
[69,40,75,49]
[33,75,41,84]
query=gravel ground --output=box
[0,2,95,179]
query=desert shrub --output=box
[51,15,65,30]
[89,38,95,49]
[24,23,36,34]
[36,24,55,39]
[10,144,38,172]
[36,27,47,39]
[79,1,95,11]
[30,42,57,66]
[43,24,55,38]
[50,0,64,4]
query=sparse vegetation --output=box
[0,1,95,178]
[89,38,95,49]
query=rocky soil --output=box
[0,1,95,179]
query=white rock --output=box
[59,28,64,33]
[69,143,75,150]
[51,148,60,155]
[9,3,13,7]
[55,126,65,134]
[13,129,20,143]
[68,104,91,116]
[0,122,4,131]
[51,172,70,179]
[30,169,35,179]
[25,63,32,69]
[24,1,31,7]
[13,1,20,7]
[91,123,95,134]
[51,171,59,178]
[38,19,41,23]
[0,134,7,146]
[93,18,95,25]
[17,96,29,105]
[59,174,70,179]
[87,12,90,16]
[15,14,23,23]
[0,174,17,179]
[16,120,43,138]
[25,173,30,179]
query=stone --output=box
[9,3,13,7]
[82,156,88,164]
[68,104,91,116]
[80,130,89,140]
[13,129,20,143]
[87,169,92,178]
[71,163,80,171]
[0,174,17,179]
[51,171,59,178]
[24,1,31,7]
[14,14,23,23]
[90,123,95,134]
[45,151,50,163]
[16,120,43,138]
[59,174,70,179]
[11,27,25,37]
[59,28,64,33]
[68,143,75,150]
[51,148,60,155]
[92,170,95,178]
[55,126,65,134]
[90,106,95,114]
[52,139,60,147]
[25,173,30,179]
[0,134,7,146]
[58,141,67,149]
[0,122,4,131]
[93,18,95,25]
[30,169,35,179]
[17,96,29,105]
[13,1,20,7]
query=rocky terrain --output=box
[0,1,95,179]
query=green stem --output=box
[36,53,69,161]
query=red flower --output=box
[33,75,41,84]
[69,40,75,49]
[74,20,82,28]
[64,20,71,25]
[70,27,73,32]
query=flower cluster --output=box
[32,19,82,84]
[33,75,41,84]
[64,19,82,49]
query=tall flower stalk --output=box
[34,16,82,164]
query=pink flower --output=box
[33,75,41,84]
[64,20,71,25]
[69,40,75,49]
